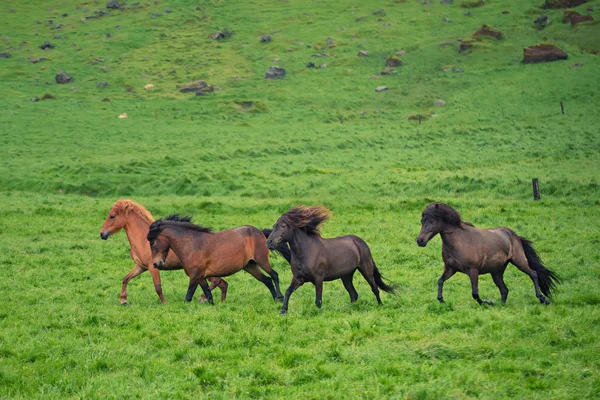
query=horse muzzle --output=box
[416,237,427,247]
[266,239,277,250]
[153,261,165,269]
[100,231,110,240]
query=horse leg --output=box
[341,273,359,304]
[148,265,166,304]
[198,279,214,305]
[437,265,456,303]
[243,263,278,300]
[216,278,229,301]
[469,269,492,305]
[256,253,283,300]
[314,278,324,309]
[281,276,304,315]
[185,280,198,302]
[491,269,509,304]
[357,267,382,305]
[511,253,550,304]
[120,264,146,305]
[200,278,228,302]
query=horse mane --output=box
[112,199,154,224]
[280,205,331,236]
[423,202,463,227]
[147,217,212,243]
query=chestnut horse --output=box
[266,206,396,314]
[99,200,228,304]
[147,218,283,304]
[416,202,560,305]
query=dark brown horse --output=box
[266,206,396,314]
[416,202,560,305]
[99,200,229,304]
[147,218,283,304]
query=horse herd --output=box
[99,199,560,314]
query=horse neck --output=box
[123,211,153,261]
[161,226,205,261]
[439,224,464,250]
[288,228,316,262]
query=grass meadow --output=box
[0,0,599,398]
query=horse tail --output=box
[519,236,560,297]
[373,263,397,295]
[261,229,292,264]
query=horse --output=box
[416,202,560,305]
[147,218,284,304]
[266,205,396,315]
[99,200,228,304]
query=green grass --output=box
[0,0,599,398]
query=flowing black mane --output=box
[279,205,331,236]
[423,203,463,227]
[147,215,212,242]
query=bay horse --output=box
[99,200,228,304]
[147,218,283,304]
[266,206,396,315]
[416,202,560,305]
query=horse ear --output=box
[435,203,439,209]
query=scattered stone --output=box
[96,57,105,63]
[312,53,329,57]
[101,66,109,72]
[55,71,73,84]
[458,41,474,53]
[563,10,594,25]
[41,93,56,100]
[473,24,503,40]
[29,57,47,63]
[106,33,112,38]
[385,56,403,67]
[356,16,367,22]
[326,37,335,47]
[151,13,162,18]
[53,24,63,30]
[443,17,451,22]
[570,62,584,68]
[523,43,567,63]
[306,61,316,68]
[235,101,254,109]
[260,34,272,42]
[62,13,68,17]
[106,0,124,10]
[70,87,78,92]
[265,66,286,79]
[102,97,111,102]
[380,68,397,75]
[97,81,108,87]
[373,9,386,15]
[534,15,550,29]
[442,65,453,72]
[370,74,379,79]
[461,0,484,7]
[30,97,40,102]
[375,86,389,92]
[0,52,11,58]
[179,80,214,94]
[502,10,510,14]
[434,99,446,107]
[115,25,122,28]
[118,113,128,119]
[396,49,406,55]
[374,109,380,113]
[357,50,369,56]
[464,11,473,16]
[212,30,232,40]
[319,64,327,68]
[454,67,464,73]
[542,0,587,9]
[164,8,172,13]
[40,40,55,50]
[408,114,427,121]
[169,69,176,75]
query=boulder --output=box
[260,34,272,42]
[212,30,232,40]
[265,66,286,79]
[375,86,389,92]
[40,40,55,50]
[55,71,73,84]
[542,0,587,9]
[473,24,503,40]
[385,56,403,67]
[534,15,550,29]
[523,43,567,63]
[180,80,214,93]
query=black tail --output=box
[373,263,397,295]
[261,229,292,265]
[520,237,560,297]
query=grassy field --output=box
[1,0,599,398]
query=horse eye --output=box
[110,215,115,220]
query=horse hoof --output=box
[280,310,287,315]
[120,302,128,306]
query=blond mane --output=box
[112,199,154,224]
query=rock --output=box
[385,56,403,67]
[563,10,594,25]
[41,93,56,100]
[460,0,484,7]
[458,41,474,53]
[97,81,108,87]
[319,64,327,68]
[464,11,473,16]
[115,25,122,28]
[169,69,176,75]
[106,33,111,38]
[357,50,369,56]
[118,113,128,119]
[260,34,272,42]
[151,13,162,18]
[40,40,55,50]
[542,0,587,9]
[442,65,453,72]
[370,75,379,79]
[164,8,172,13]
[180,80,214,93]
[434,99,446,106]
[102,97,110,102]
[0,52,11,58]
[30,97,40,102]
[70,87,78,92]
[443,17,451,22]
[326,37,335,47]
[29,57,47,63]
[502,10,510,14]
[101,66,109,72]
[356,16,367,22]
[235,101,254,109]
[473,24,503,40]
[106,0,124,10]
[375,86,389,92]
[454,67,464,73]
[53,24,63,30]
[144,83,154,89]
[523,43,567,63]
[55,71,73,84]
[373,9,386,15]
[213,30,232,40]
[440,41,454,47]
[265,66,286,79]
[380,68,397,75]
[306,61,316,68]
[396,49,406,55]
[312,53,329,57]
[534,15,550,29]
[570,62,583,68]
